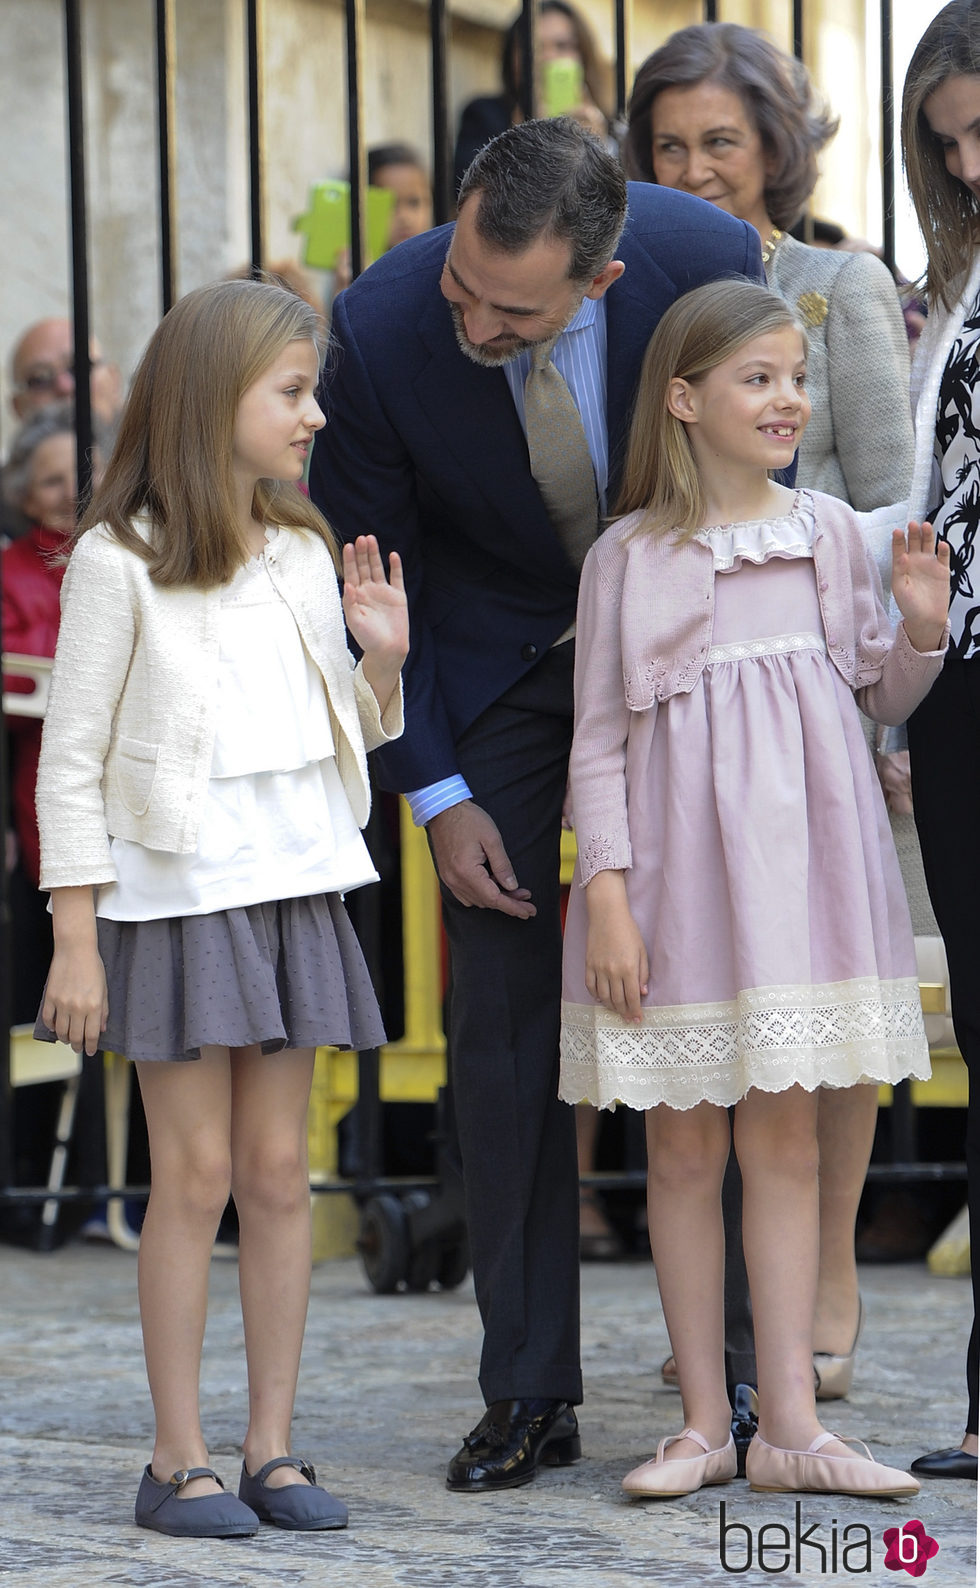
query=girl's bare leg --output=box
[231,1045,316,1489]
[644,1100,732,1458]
[735,1084,852,1455]
[813,1083,877,1353]
[135,1049,233,1497]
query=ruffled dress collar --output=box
[693,490,814,572]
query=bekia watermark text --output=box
[718,1501,939,1576]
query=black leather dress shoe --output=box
[909,1446,978,1480]
[446,1399,581,1492]
[729,1383,759,1479]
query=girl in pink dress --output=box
[560,278,949,1499]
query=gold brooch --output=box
[797,290,828,327]
[761,226,784,265]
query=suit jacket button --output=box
[521,643,538,661]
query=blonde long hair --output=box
[901,0,980,310]
[79,277,340,585]
[615,278,805,539]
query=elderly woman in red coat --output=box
[3,403,104,1002]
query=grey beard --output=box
[449,303,541,368]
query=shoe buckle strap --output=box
[250,1455,317,1485]
[146,1467,222,1510]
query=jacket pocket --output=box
[114,736,159,816]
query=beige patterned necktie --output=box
[524,336,599,571]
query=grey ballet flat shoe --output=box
[135,1464,259,1537]
[238,1456,349,1530]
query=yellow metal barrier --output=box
[308,798,447,1259]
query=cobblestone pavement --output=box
[0,1243,975,1587]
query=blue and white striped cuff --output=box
[405,775,473,827]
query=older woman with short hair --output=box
[626,21,914,511]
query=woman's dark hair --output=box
[501,0,611,121]
[625,22,838,231]
[902,0,980,307]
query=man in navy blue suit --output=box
[311,118,762,1492]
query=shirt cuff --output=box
[405,776,473,827]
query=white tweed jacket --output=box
[767,233,915,510]
[36,520,404,890]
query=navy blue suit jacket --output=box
[310,183,762,793]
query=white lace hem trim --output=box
[559,976,930,1112]
[706,630,826,665]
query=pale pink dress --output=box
[559,498,931,1111]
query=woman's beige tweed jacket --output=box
[767,232,915,510]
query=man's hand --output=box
[428,801,536,918]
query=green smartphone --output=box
[293,181,395,272]
[542,56,584,118]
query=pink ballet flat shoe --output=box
[622,1428,737,1498]
[746,1432,920,1498]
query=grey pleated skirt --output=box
[34,892,386,1063]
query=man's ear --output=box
[666,377,697,423]
[584,259,626,300]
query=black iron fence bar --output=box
[518,0,535,123]
[430,0,452,227]
[346,0,367,279]
[64,0,93,510]
[880,0,896,275]
[155,0,178,314]
[614,0,630,126]
[246,0,265,271]
[793,0,804,61]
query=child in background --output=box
[368,144,434,249]
[33,278,407,1538]
[560,278,949,1500]
[332,145,434,298]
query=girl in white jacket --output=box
[34,278,407,1538]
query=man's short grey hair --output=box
[457,117,628,283]
[3,401,104,511]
